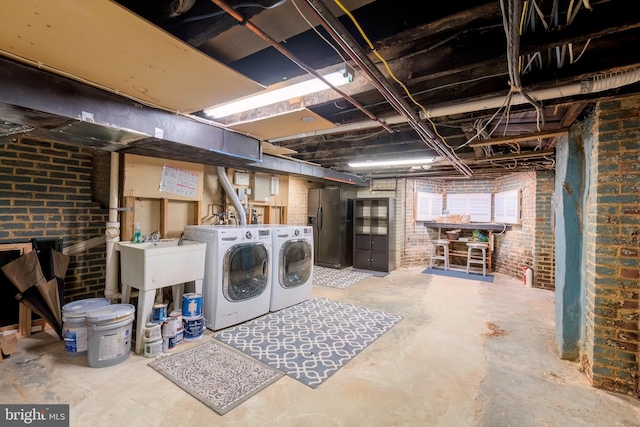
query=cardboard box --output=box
[0,332,18,357]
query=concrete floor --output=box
[2,267,640,427]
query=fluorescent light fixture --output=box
[348,158,436,168]
[204,69,353,119]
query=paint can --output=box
[182,314,204,341]
[61,298,111,357]
[169,310,183,333]
[143,322,162,341]
[85,304,135,368]
[182,293,202,317]
[151,303,168,323]
[144,338,163,358]
[162,317,179,337]
[162,333,183,351]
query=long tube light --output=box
[348,158,435,168]
[204,70,352,119]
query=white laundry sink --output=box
[117,239,207,291]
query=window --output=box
[494,189,520,224]
[415,191,443,221]
[446,193,492,222]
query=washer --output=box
[183,225,272,331]
[269,225,314,311]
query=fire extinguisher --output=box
[523,263,533,287]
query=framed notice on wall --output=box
[415,191,443,221]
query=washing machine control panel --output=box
[294,229,300,236]
[245,231,253,239]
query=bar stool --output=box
[430,239,450,270]
[466,242,489,276]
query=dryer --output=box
[269,225,314,312]
[183,225,271,331]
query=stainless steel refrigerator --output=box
[307,187,354,269]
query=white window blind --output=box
[494,189,520,224]
[415,191,443,221]
[446,192,491,222]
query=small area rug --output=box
[422,267,494,283]
[214,297,402,388]
[313,265,372,289]
[148,340,283,415]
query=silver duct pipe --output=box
[216,166,246,226]
[269,67,640,142]
[425,67,640,118]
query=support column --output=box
[554,130,584,360]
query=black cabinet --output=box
[353,198,395,272]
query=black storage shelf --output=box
[353,198,395,272]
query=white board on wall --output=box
[494,189,520,224]
[446,193,492,222]
[415,191,443,221]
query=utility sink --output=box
[117,239,207,290]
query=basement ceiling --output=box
[2,0,640,180]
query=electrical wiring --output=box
[454,94,513,151]
[290,0,350,65]
[331,0,460,158]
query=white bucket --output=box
[61,298,111,356]
[85,304,135,368]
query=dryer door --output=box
[223,242,269,302]
[280,239,313,289]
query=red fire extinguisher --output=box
[523,263,533,287]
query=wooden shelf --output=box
[423,222,511,232]
[425,223,500,272]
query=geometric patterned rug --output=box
[312,265,373,289]
[148,340,283,415]
[213,297,402,388]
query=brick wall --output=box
[401,173,555,288]
[0,137,109,302]
[402,178,443,267]
[287,176,323,225]
[534,171,556,289]
[583,96,640,397]
[90,149,112,209]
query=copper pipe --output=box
[210,0,392,133]
[301,0,473,177]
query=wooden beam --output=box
[121,196,135,242]
[160,198,169,238]
[193,200,202,226]
[468,128,569,147]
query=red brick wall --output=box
[0,137,109,301]
[583,95,640,397]
[402,173,555,288]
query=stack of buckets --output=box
[142,293,204,358]
[182,293,204,342]
[62,298,136,368]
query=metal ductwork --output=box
[216,166,247,226]
[0,56,368,185]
